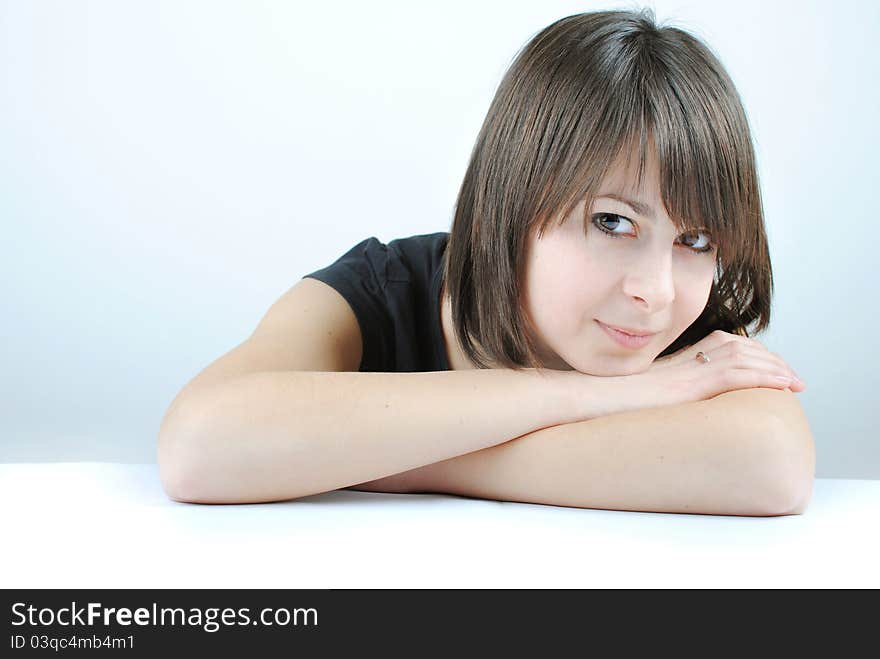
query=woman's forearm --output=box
[158,368,592,504]
[359,388,813,517]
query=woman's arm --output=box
[350,387,815,517]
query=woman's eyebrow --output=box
[596,194,657,222]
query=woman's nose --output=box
[622,257,676,310]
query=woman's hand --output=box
[571,330,805,420]
[644,328,804,402]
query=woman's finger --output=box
[702,343,805,389]
[717,368,799,392]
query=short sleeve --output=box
[301,237,393,372]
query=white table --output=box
[1,463,877,588]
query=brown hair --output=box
[441,7,772,371]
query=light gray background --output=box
[2,0,877,478]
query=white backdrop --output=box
[2,0,877,478]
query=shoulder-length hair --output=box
[441,7,772,371]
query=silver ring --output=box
[696,351,710,364]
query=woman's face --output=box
[522,148,718,376]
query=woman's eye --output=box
[592,213,633,235]
[678,230,714,252]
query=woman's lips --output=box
[596,320,656,349]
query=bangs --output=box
[538,24,756,268]
[644,46,751,265]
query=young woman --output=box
[158,9,815,515]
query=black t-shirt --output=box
[301,232,451,373]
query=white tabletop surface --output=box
[1,462,877,588]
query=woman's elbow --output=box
[157,405,213,503]
[158,438,201,503]
[755,415,817,516]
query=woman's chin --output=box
[568,357,654,377]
